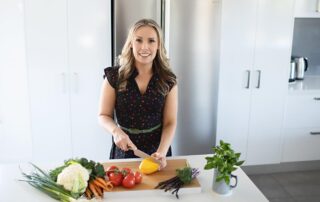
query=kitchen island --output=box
[0,154,268,202]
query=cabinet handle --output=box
[256,70,261,89]
[310,132,320,135]
[61,73,67,93]
[245,70,250,89]
[73,72,79,93]
[314,97,320,101]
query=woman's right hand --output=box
[113,127,135,151]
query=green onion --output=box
[20,163,80,202]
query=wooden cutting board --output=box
[102,159,201,194]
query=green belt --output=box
[119,124,161,134]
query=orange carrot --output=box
[93,178,106,190]
[85,187,92,199]
[94,183,103,197]
[95,177,108,187]
[104,181,114,192]
[89,182,101,199]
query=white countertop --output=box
[288,76,320,94]
[0,154,268,202]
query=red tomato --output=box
[121,167,132,176]
[106,165,119,177]
[122,173,135,188]
[109,172,123,186]
[134,171,142,184]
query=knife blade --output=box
[130,147,161,165]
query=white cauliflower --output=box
[57,163,90,194]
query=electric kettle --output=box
[293,57,308,80]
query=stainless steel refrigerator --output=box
[111,0,220,155]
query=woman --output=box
[98,19,177,169]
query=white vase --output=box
[212,169,238,195]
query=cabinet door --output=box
[0,0,32,163]
[68,0,112,160]
[283,127,320,162]
[284,94,320,128]
[25,0,72,162]
[246,0,295,165]
[217,0,257,160]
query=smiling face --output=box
[131,26,159,68]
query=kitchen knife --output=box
[130,147,161,165]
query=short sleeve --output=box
[103,66,119,89]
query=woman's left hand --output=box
[151,152,167,170]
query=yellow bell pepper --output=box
[139,158,160,174]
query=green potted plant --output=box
[204,140,244,195]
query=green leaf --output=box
[231,166,237,172]
[205,156,215,161]
[93,163,105,178]
[235,160,245,166]
[204,162,215,170]
[224,175,230,185]
[176,167,192,184]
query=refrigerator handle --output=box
[245,70,250,89]
[161,0,170,54]
[256,70,261,89]
[160,0,166,28]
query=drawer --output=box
[284,94,320,128]
[282,127,320,162]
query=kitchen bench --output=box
[0,154,268,202]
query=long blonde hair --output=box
[117,19,176,96]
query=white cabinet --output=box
[25,0,72,162]
[0,0,32,163]
[282,93,320,162]
[294,0,320,18]
[216,0,295,165]
[25,0,112,162]
[67,0,112,159]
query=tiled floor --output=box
[248,170,320,202]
